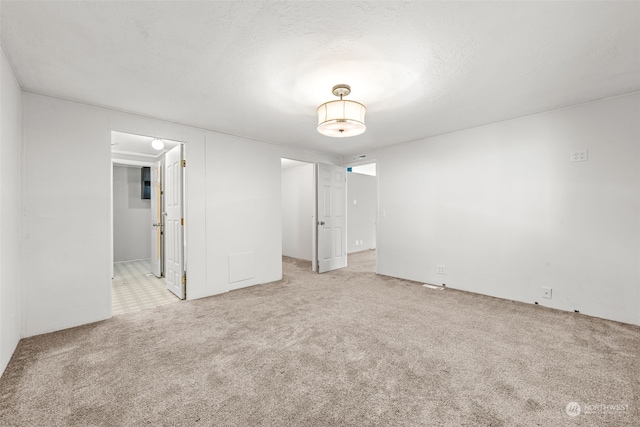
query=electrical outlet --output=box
[436,265,446,274]
[359,240,363,245]
[542,287,552,299]
[355,240,359,246]
[570,150,588,162]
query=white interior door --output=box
[150,162,162,277]
[317,163,347,273]
[164,145,185,299]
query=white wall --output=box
[203,133,280,295]
[282,163,314,261]
[347,172,377,253]
[21,93,340,337]
[112,165,151,262]
[0,50,23,375]
[367,93,640,326]
[22,94,112,336]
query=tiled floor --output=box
[112,259,180,316]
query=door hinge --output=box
[181,275,186,285]
[181,218,184,226]
[181,160,186,167]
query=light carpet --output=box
[1,250,638,426]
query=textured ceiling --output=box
[2,1,639,156]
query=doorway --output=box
[281,158,315,271]
[346,161,378,273]
[110,131,185,315]
[281,159,351,275]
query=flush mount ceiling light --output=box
[317,84,366,137]
[151,138,165,150]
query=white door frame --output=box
[312,167,317,272]
[109,132,188,315]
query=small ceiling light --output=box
[317,84,366,137]
[151,138,165,150]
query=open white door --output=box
[150,161,162,278]
[317,163,347,273]
[164,145,185,299]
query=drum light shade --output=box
[317,84,366,137]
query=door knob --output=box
[318,221,325,226]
